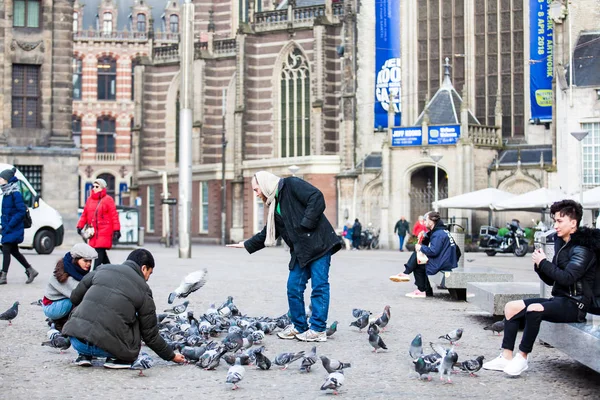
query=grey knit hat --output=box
[70,243,98,260]
[93,178,107,189]
[0,167,16,182]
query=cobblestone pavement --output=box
[0,245,598,399]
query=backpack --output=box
[23,208,32,229]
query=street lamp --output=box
[430,154,443,211]
[571,131,589,205]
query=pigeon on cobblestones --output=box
[374,305,391,331]
[300,346,318,372]
[368,324,388,353]
[30,299,43,306]
[254,348,272,370]
[226,359,245,390]
[409,334,423,359]
[164,301,190,315]
[180,345,207,362]
[320,371,345,395]
[0,301,19,325]
[436,346,459,384]
[350,312,370,331]
[41,333,71,352]
[439,328,463,345]
[454,355,485,377]
[168,269,208,304]
[326,321,338,337]
[484,320,505,335]
[223,353,251,366]
[274,351,305,370]
[222,332,244,353]
[413,357,436,381]
[131,352,153,376]
[367,322,379,335]
[352,308,371,318]
[198,346,227,370]
[320,355,351,373]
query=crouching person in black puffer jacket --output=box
[483,199,597,377]
[62,249,186,368]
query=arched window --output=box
[72,58,82,100]
[72,115,81,147]
[137,13,146,32]
[169,14,179,33]
[280,48,311,157]
[73,12,78,32]
[103,12,113,34]
[96,116,116,153]
[97,173,116,198]
[97,57,116,100]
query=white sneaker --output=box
[277,324,300,340]
[503,353,528,376]
[295,329,327,342]
[482,353,510,371]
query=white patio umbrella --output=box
[493,188,572,211]
[433,188,515,210]
[581,186,600,209]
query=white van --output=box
[0,163,64,254]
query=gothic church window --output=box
[96,116,116,153]
[73,12,79,32]
[170,15,179,33]
[13,0,40,28]
[280,48,311,158]
[73,58,82,100]
[137,14,146,32]
[103,12,113,34]
[97,57,116,101]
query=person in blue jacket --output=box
[392,211,458,298]
[0,167,38,285]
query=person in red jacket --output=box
[77,178,121,268]
[412,215,427,237]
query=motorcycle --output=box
[478,220,528,257]
[360,226,380,250]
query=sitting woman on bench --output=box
[389,211,459,298]
[483,199,598,376]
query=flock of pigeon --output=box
[0,267,509,394]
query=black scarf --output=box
[62,252,88,281]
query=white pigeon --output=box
[168,269,208,304]
[320,371,345,395]
[225,359,245,390]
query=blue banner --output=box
[391,127,422,146]
[529,0,553,121]
[428,125,460,145]
[374,0,401,129]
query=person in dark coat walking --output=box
[352,218,362,250]
[62,249,186,368]
[394,216,410,251]
[0,167,38,285]
[77,178,121,268]
[227,171,342,343]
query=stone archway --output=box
[409,166,448,225]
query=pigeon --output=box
[320,371,345,395]
[454,355,485,377]
[438,347,459,383]
[320,355,351,373]
[254,348,272,370]
[413,357,436,381]
[409,334,423,359]
[198,346,227,370]
[30,299,43,306]
[41,333,71,352]
[226,359,245,390]
[248,330,265,344]
[350,312,370,331]
[367,322,380,335]
[352,308,370,318]
[164,301,190,315]
[484,320,505,335]
[439,328,463,345]
[168,269,208,304]
[326,321,338,337]
[273,351,305,370]
[300,346,318,372]
[222,332,244,353]
[131,352,154,376]
[180,345,207,362]
[0,301,19,325]
[374,305,391,331]
[422,352,442,367]
[223,353,251,366]
[368,325,388,353]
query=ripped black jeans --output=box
[502,296,585,354]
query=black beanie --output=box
[0,167,16,182]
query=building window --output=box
[12,64,40,129]
[169,15,179,33]
[131,59,139,101]
[147,185,155,232]
[73,12,79,32]
[97,116,116,153]
[97,173,115,198]
[73,58,82,100]
[72,115,82,147]
[15,165,42,199]
[199,182,209,232]
[103,12,113,34]
[137,13,146,32]
[280,48,311,157]
[582,122,600,188]
[13,0,40,28]
[97,57,116,101]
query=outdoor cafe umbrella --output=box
[581,186,600,209]
[433,187,515,210]
[493,188,572,211]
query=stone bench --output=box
[538,314,600,373]
[441,267,513,301]
[467,282,541,316]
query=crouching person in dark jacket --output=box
[62,249,186,368]
[483,200,597,376]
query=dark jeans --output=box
[413,263,433,295]
[94,248,111,269]
[70,337,114,358]
[2,242,31,273]
[352,237,360,249]
[502,297,584,354]
[398,234,406,251]
[287,251,331,332]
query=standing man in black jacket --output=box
[483,200,597,376]
[394,216,410,251]
[228,171,342,342]
[62,249,186,368]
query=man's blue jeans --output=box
[70,337,114,358]
[398,234,406,251]
[43,299,73,320]
[287,251,331,333]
